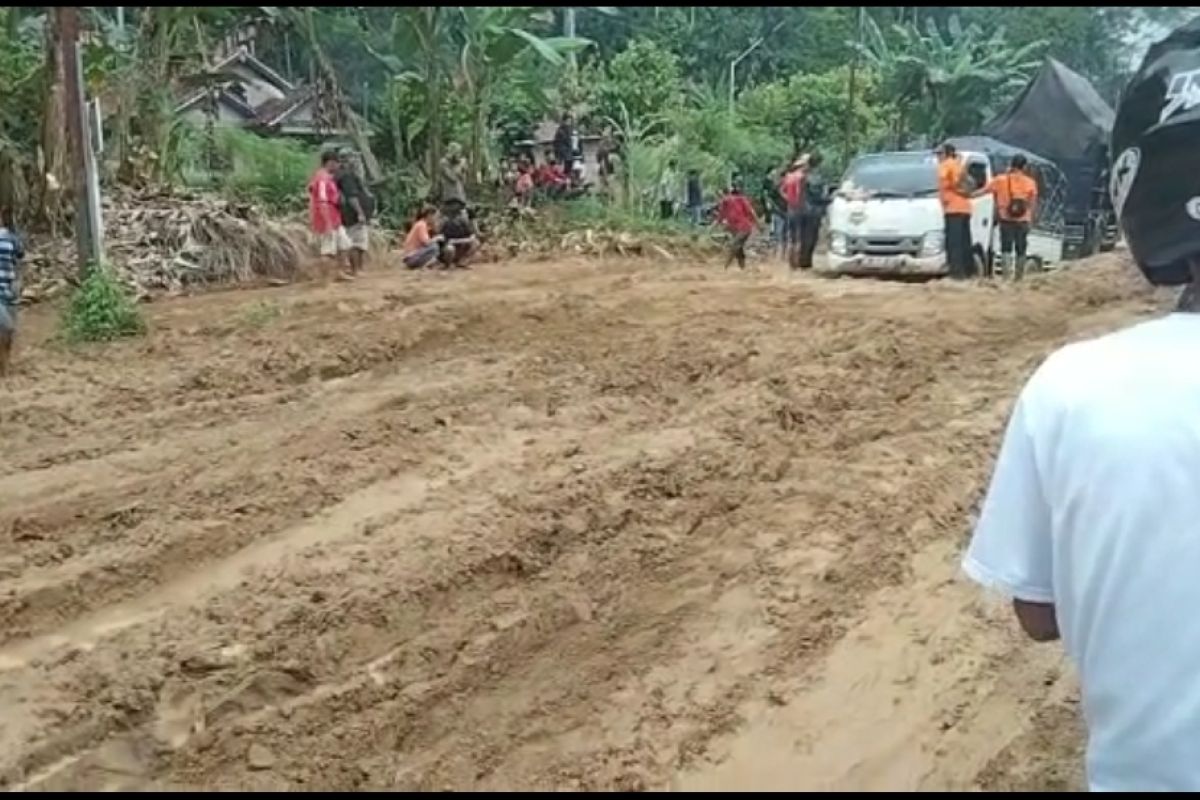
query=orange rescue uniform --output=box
[938,157,972,215]
[984,170,1039,223]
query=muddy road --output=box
[0,253,1164,791]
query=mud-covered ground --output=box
[0,252,1165,791]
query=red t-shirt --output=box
[780,169,806,211]
[717,193,758,235]
[308,167,342,234]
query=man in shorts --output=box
[307,149,352,280]
[0,209,23,376]
[336,148,374,276]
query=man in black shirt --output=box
[336,149,374,275]
[553,113,575,172]
[685,169,703,226]
[438,207,480,269]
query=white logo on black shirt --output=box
[1162,68,1200,123]
[1110,147,1141,219]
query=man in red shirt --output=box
[715,180,759,270]
[307,149,352,280]
[779,155,808,270]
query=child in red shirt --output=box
[715,180,759,270]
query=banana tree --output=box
[454,6,592,182]
[365,7,451,191]
[853,15,1044,146]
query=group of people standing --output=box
[709,153,832,271]
[936,141,1040,280]
[307,147,375,282]
[307,143,480,277]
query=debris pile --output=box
[22,187,312,303]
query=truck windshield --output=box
[840,153,939,198]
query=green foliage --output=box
[855,14,1045,144]
[241,300,284,328]
[740,67,889,173]
[560,195,694,236]
[0,10,43,150]
[63,263,146,344]
[212,128,315,212]
[593,39,685,131]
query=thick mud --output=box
[0,252,1163,790]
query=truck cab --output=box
[823,150,994,277]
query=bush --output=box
[212,128,316,213]
[63,263,146,343]
[560,195,693,235]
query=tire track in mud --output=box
[0,254,1165,791]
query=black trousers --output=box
[798,214,821,269]
[999,220,1029,260]
[944,213,973,279]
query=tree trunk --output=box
[38,8,70,232]
[468,76,489,186]
[426,48,443,198]
[301,8,382,183]
[390,84,405,167]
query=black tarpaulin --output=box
[982,59,1115,219]
[982,58,1114,162]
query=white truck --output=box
[821,149,1065,278]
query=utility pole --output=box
[563,8,577,69]
[844,7,865,166]
[115,6,125,35]
[58,7,97,275]
[729,21,784,115]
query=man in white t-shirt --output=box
[962,19,1200,791]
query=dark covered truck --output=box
[981,58,1119,259]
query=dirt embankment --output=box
[0,252,1165,791]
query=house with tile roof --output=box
[175,46,355,140]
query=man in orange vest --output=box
[936,143,974,279]
[979,154,1039,279]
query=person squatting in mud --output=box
[0,208,24,376]
[401,204,443,270]
[437,206,481,270]
[715,179,759,270]
[963,18,1200,791]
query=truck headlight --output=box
[830,232,849,256]
[920,231,944,256]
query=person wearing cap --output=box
[962,17,1200,791]
[440,142,468,216]
[936,143,974,279]
[977,154,1039,279]
[335,148,374,277]
[307,148,352,280]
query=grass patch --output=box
[63,263,146,343]
[241,300,284,328]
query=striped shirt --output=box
[0,227,24,306]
